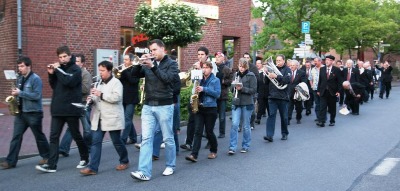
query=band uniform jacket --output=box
[317,66,343,97]
[91,77,125,131]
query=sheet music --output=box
[4,70,17,80]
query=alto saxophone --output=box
[5,82,20,116]
[139,78,145,105]
[191,79,199,113]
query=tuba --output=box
[263,56,288,90]
[5,82,20,116]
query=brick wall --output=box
[0,0,251,100]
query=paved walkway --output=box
[0,103,143,159]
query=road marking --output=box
[370,158,400,176]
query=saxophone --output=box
[191,79,199,113]
[5,82,20,116]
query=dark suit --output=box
[359,69,373,102]
[344,82,365,114]
[317,66,343,124]
[343,67,360,83]
[376,65,393,98]
[288,69,307,122]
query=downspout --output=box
[17,0,22,56]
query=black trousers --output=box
[191,107,218,158]
[346,98,360,114]
[256,97,269,119]
[288,99,303,120]
[184,105,195,145]
[48,116,89,169]
[380,81,392,98]
[319,94,337,124]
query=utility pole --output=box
[252,23,258,65]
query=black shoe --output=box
[218,134,225,138]
[297,120,301,124]
[306,110,311,116]
[316,122,325,127]
[238,128,242,132]
[185,155,197,162]
[329,122,335,126]
[281,134,288,140]
[314,119,319,122]
[59,151,69,157]
[255,119,260,125]
[263,136,273,142]
[180,144,192,151]
[287,120,290,125]
[352,112,359,115]
[379,95,383,99]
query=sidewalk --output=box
[0,104,143,159]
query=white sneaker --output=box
[160,143,165,149]
[162,167,174,176]
[76,160,88,169]
[130,171,150,181]
[35,164,56,173]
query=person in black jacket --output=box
[263,55,291,142]
[287,60,307,125]
[317,55,343,127]
[342,81,365,115]
[300,60,313,115]
[120,53,140,145]
[215,52,232,138]
[359,62,373,103]
[376,61,393,99]
[36,46,89,173]
[255,59,269,124]
[130,39,178,181]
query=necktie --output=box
[327,68,330,78]
[347,69,351,81]
[291,71,295,83]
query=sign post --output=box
[301,21,310,65]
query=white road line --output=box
[370,158,400,176]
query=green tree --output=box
[134,3,206,48]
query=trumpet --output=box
[113,56,154,79]
[262,56,287,90]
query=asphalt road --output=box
[1,87,399,191]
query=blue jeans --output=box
[230,105,253,151]
[88,122,129,172]
[266,99,289,138]
[217,99,226,135]
[121,103,137,143]
[59,106,92,154]
[138,104,175,178]
[6,112,49,166]
[313,91,321,121]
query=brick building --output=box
[0,0,251,101]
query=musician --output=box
[185,61,221,161]
[255,59,270,124]
[317,55,343,127]
[215,52,232,138]
[342,81,365,115]
[263,55,291,142]
[120,53,139,145]
[1,56,50,169]
[301,60,313,115]
[242,52,258,130]
[228,58,257,154]
[130,39,178,181]
[376,61,393,99]
[36,46,89,173]
[180,46,208,151]
[287,60,307,125]
[59,53,92,157]
[80,60,129,175]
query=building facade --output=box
[0,0,251,100]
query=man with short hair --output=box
[130,39,178,181]
[301,60,313,115]
[317,55,343,127]
[36,46,89,173]
[1,56,50,169]
[59,53,92,157]
[214,52,232,138]
[263,54,291,142]
[255,59,269,124]
[287,60,306,125]
[120,53,139,145]
[310,57,323,123]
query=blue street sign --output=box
[302,21,310,33]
